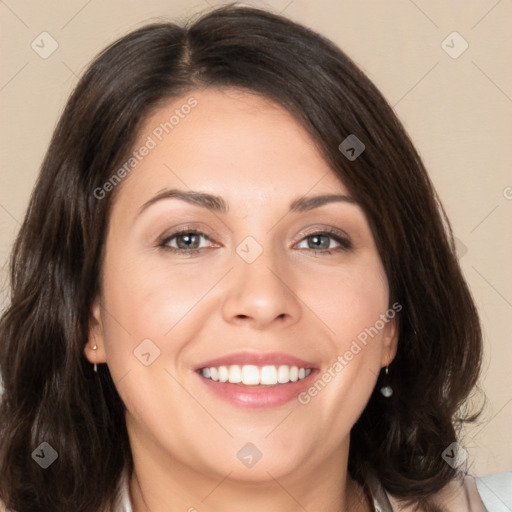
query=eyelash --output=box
[157,227,352,256]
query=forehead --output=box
[117,87,349,210]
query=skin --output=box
[85,88,398,512]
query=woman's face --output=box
[86,88,397,486]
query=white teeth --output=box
[200,364,312,386]
[277,365,290,383]
[218,366,229,383]
[228,365,242,383]
[242,365,260,385]
[260,365,278,385]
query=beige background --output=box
[0,0,510,478]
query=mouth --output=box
[194,352,317,408]
[198,364,312,385]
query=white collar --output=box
[112,468,132,512]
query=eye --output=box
[295,229,352,253]
[159,229,215,253]
[157,227,351,256]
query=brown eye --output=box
[160,230,212,252]
[174,232,202,249]
[306,234,331,250]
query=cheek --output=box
[294,259,388,427]
[301,257,390,348]
[99,248,226,386]
[102,249,219,338]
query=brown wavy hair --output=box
[0,4,482,511]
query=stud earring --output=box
[93,344,98,373]
[380,365,393,397]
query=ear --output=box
[380,314,398,368]
[83,296,107,364]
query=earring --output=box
[380,365,393,397]
[93,344,98,373]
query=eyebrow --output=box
[137,188,356,216]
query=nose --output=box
[221,248,302,330]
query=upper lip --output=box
[194,351,316,371]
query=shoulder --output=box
[430,474,486,511]
[475,472,512,512]
[384,474,491,511]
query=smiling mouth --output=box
[198,364,313,386]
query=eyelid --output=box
[159,223,219,240]
[293,225,352,249]
[157,224,222,250]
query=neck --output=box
[127,437,370,512]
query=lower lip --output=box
[197,371,317,408]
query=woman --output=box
[0,4,489,511]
